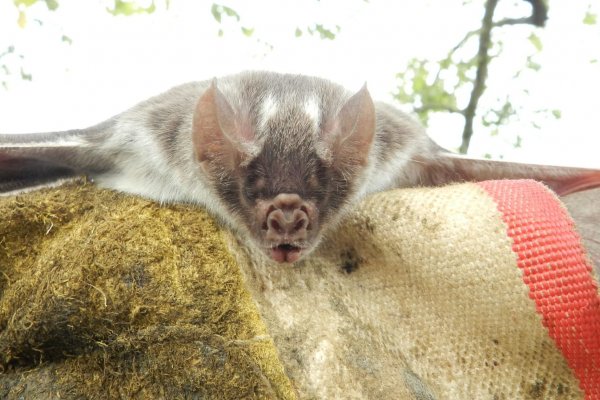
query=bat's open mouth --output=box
[270,243,302,263]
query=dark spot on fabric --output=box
[340,250,361,274]
[364,217,375,234]
[528,379,546,399]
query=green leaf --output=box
[295,27,302,37]
[13,0,38,7]
[513,135,522,149]
[241,26,253,37]
[306,24,338,40]
[211,4,240,23]
[222,5,239,21]
[551,109,562,119]
[439,57,451,69]
[528,33,543,52]
[526,58,541,71]
[17,10,27,28]
[61,34,72,45]
[211,4,221,22]
[107,0,157,16]
[20,67,32,81]
[315,24,335,40]
[45,0,59,11]
[583,11,597,25]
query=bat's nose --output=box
[265,193,310,240]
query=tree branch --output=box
[522,0,548,27]
[0,46,15,60]
[449,29,480,56]
[494,17,536,28]
[459,0,499,154]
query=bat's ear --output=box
[323,83,376,168]
[192,80,254,170]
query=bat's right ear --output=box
[192,80,253,171]
[321,83,376,169]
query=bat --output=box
[2,71,599,263]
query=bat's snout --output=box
[257,193,318,263]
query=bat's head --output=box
[192,74,375,264]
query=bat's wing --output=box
[0,131,91,194]
[421,152,600,196]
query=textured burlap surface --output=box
[228,184,587,399]
[1,181,595,399]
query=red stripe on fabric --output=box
[478,180,600,399]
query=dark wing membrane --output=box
[0,132,89,194]
[419,152,600,196]
[0,153,78,193]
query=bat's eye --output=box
[245,176,267,200]
[307,174,319,192]
[254,177,266,191]
[305,162,329,200]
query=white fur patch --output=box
[303,97,320,126]
[360,141,419,195]
[259,95,278,127]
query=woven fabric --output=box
[231,180,594,399]
[479,180,600,400]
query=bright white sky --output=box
[0,0,599,166]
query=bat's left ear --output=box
[324,83,376,168]
[192,80,254,171]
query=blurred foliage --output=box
[14,0,59,28]
[211,3,239,23]
[583,8,597,25]
[209,3,341,41]
[210,3,254,37]
[0,46,32,90]
[3,0,168,89]
[106,0,163,16]
[295,24,341,40]
[394,0,596,154]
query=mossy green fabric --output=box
[0,181,295,399]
